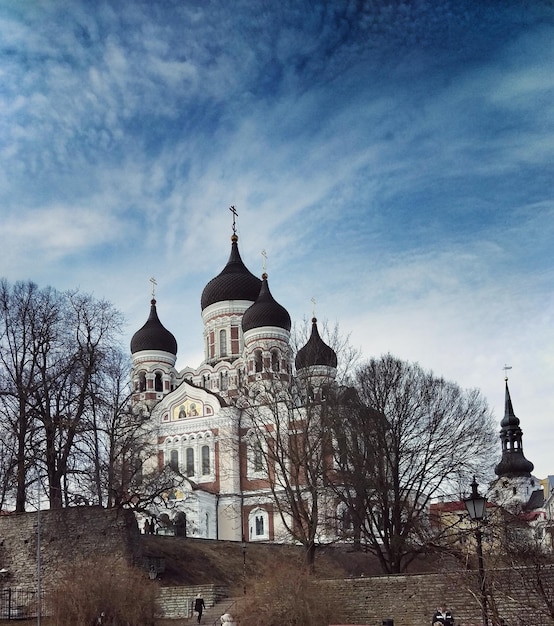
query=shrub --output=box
[237,561,336,626]
[48,555,158,626]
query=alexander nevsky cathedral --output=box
[129,212,339,542]
[129,212,545,545]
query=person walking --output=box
[194,593,206,624]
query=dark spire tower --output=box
[494,377,534,479]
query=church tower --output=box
[493,377,538,510]
[295,316,337,402]
[241,271,292,388]
[130,291,178,417]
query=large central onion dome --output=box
[130,299,177,355]
[201,234,262,310]
[242,273,291,332]
[295,317,337,370]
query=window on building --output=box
[337,504,353,533]
[219,329,227,357]
[220,371,228,391]
[139,372,146,392]
[253,441,264,472]
[155,372,163,392]
[248,508,269,541]
[201,445,210,475]
[254,350,263,373]
[186,448,195,476]
[271,350,279,372]
[134,457,143,485]
[169,450,179,472]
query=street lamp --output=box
[463,477,488,626]
[241,541,247,595]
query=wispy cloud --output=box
[0,0,553,475]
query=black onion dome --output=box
[295,317,338,370]
[130,299,178,355]
[242,274,291,332]
[201,234,262,310]
[494,380,534,478]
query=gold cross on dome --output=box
[261,249,267,273]
[150,276,157,299]
[502,364,512,381]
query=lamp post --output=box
[241,541,247,595]
[463,477,488,626]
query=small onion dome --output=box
[130,299,178,355]
[242,273,291,332]
[494,380,534,478]
[295,317,337,370]
[201,234,262,311]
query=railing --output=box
[0,587,43,620]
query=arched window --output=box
[248,508,269,541]
[337,503,353,533]
[219,329,227,357]
[186,448,195,476]
[155,372,163,392]
[253,442,264,473]
[220,371,228,391]
[201,445,210,475]
[246,433,266,479]
[139,372,146,392]
[271,350,279,372]
[169,450,179,472]
[254,350,263,373]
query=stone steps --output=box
[195,596,244,625]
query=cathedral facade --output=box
[129,229,337,542]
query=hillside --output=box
[138,535,446,587]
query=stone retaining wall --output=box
[0,507,140,590]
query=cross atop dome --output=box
[230,205,238,235]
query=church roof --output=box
[494,380,534,478]
[295,317,338,370]
[201,234,262,310]
[130,299,178,355]
[241,273,291,332]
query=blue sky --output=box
[1,1,553,478]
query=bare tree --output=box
[479,507,554,626]
[329,354,496,574]
[0,281,125,510]
[239,320,358,570]
[0,281,59,510]
[240,385,329,571]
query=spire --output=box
[494,376,534,478]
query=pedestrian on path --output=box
[194,593,206,624]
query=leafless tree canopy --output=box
[328,353,497,573]
[0,280,141,510]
